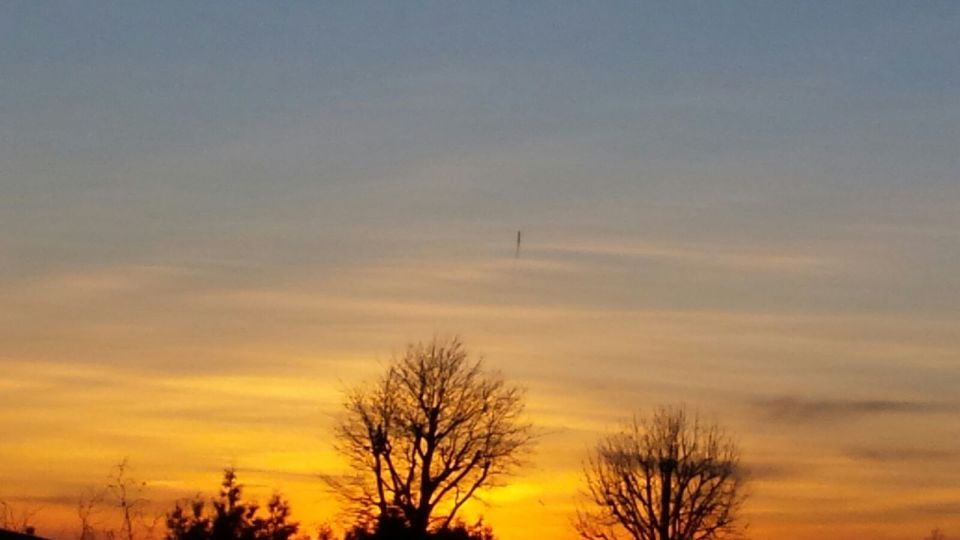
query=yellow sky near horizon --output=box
[2,241,959,540]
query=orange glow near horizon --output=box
[3,264,959,540]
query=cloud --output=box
[843,447,960,463]
[534,240,844,275]
[1,494,81,507]
[741,462,800,481]
[751,397,957,423]
[907,501,960,515]
[233,467,341,483]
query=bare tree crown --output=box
[577,406,745,540]
[334,337,532,533]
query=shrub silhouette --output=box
[165,469,298,540]
[344,513,494,540]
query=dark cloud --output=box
[844,447,960,463]
[751,397,957,423]
[740,461,800,481]
[907,501,960,515]
[140,404,322,428]
[1,494,80,506]
[233,467,333,481]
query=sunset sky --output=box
[2,3,959,539]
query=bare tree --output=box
[1,500,39,535]
[78,486,107,540]
[106,459,160,540]
[576,406,745,540]
[332,336,533,536]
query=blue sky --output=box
[4,2,958,251]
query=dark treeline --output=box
[163,468,494,540]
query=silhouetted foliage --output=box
[344,513,494,540]
[331,337,532,536]
[165,469,299,540]
[925,529,947,540]
[314,524,336,540]
[576,406,745,540]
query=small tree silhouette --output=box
[109,459,155,540]
[73,459,160,540]
[576,406,746,540]
[165,469,299,540]
[77,485,107,540]
[0,500,39,536]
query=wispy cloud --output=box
[843,447,960,463]
[751,397,957,423]
[741,462,801,481]
[233,467,331,481]
[535,240,845,274]
[906,501,960,515]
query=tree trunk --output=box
[659,458,675,540]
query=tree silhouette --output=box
[109,459,155,540]
[576,406,745,540]
[332,337,532,537]
[0,500,38,536]
[72,459,160,540]
[343,514,495,540]
[77,485,107,540]
[165,469,298,540]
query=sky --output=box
[1,2,959,539]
